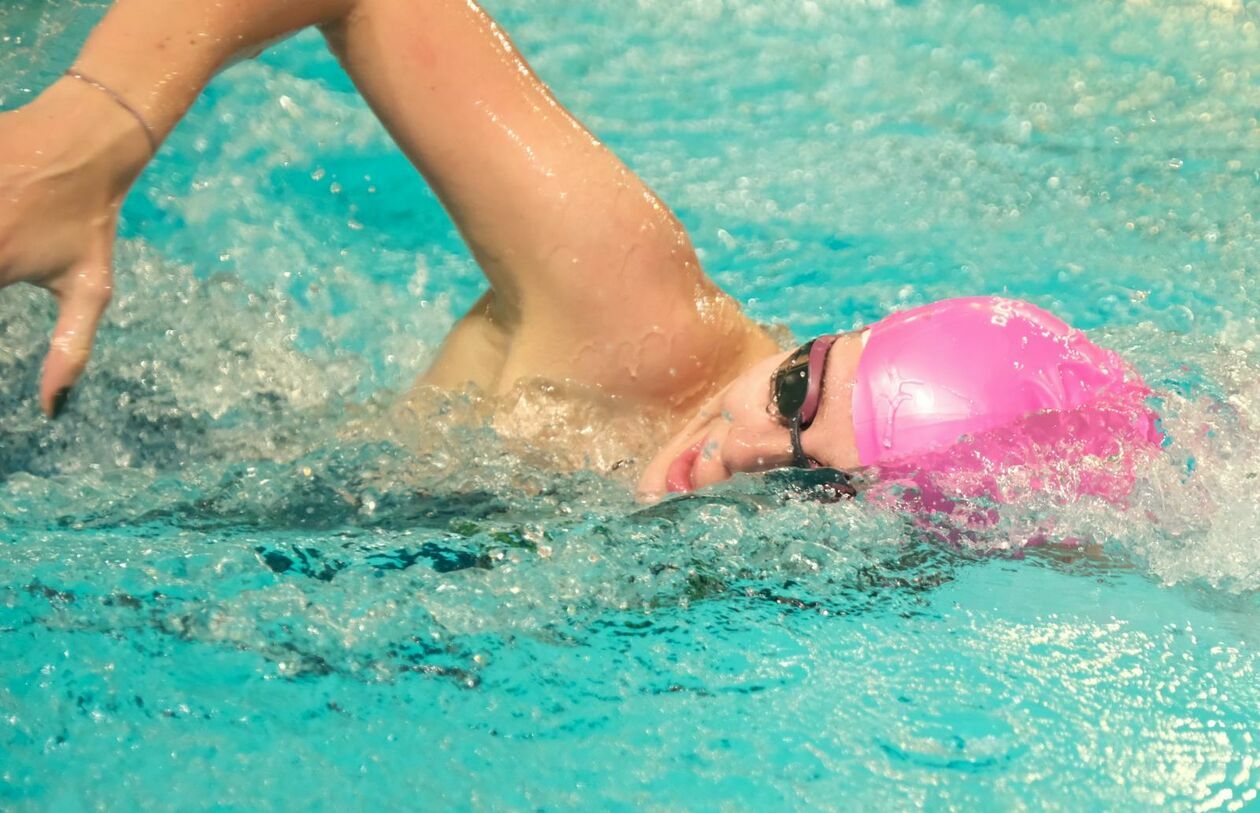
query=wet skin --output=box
[0,0,870,492]
[636,330,867,501]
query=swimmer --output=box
[0,0,1159,502]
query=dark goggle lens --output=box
[772,340,816,421]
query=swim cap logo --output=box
[990,298,1017,327]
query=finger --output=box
[40,262,113,418]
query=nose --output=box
[719,421,798,475]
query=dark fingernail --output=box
[51,387,71,420]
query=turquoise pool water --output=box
[2,0,1258,809]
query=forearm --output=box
[67,0,355,141]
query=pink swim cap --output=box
[850,297,1162,509]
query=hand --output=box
[0,80,149,417]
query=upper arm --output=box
[327,0,771,399]
[324,0,706,334]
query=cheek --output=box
[721,377,772,424]
[717,384,776,439]
[719,419,790,471]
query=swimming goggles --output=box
[769,334,841,468]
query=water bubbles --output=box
[1,0,1258,808]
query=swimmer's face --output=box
[636,334,864,501]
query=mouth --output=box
[665,440,705,494]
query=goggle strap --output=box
[789,413,813,469]
[798,334,840,428]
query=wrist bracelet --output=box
[64,68,160,156]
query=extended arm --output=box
[0,0,765,416]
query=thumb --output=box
[40,254,114,419]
